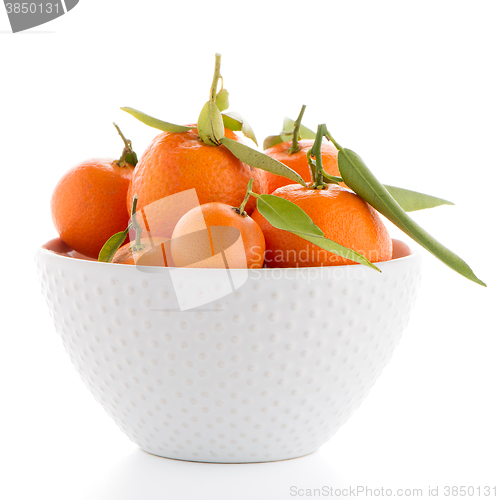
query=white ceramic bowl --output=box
[36,238,421,463]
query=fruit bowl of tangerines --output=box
[36,55,485,463]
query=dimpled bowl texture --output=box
[36,238,421,463]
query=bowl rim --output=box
[37,238,419,273]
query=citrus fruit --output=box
[112,237,171,266]
[261,139,343,194]
[171,202,265,269]
[51,158,134,259]
[127,127,262,238]
[252,184,392,267]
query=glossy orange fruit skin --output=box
[127,127,262,238]
[261,139,343,194]
[252,184,392,268]
[112,237,172,266]
[171,202,265,269]
[51,158,134,259]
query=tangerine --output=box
[252,184,392,268]
[51,158,134,259]
[127,127,262,238]
[112,237,171,266]
[171,202,265,269]
[261,139,343,194]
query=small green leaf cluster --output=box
[121,54,258,147]
[112,122,138,168]
[98,195,144,263]
[263,113,316,150]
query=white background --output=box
[1,1,499,499]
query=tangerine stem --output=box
[324,129,343,151]
[310,124,328,190]
[306,149,316,181]
[234,178,254,216]
[210,53,222,103]
[130,195,145,252]
[114,123,138,167]
[287,105,306,154]
[114,122,131,150]
[308,126,343,185]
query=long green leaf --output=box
[220,136,306,186]
[383,185,454,212]
[222,112,258,146]
[256,195,379,271]
[293,233,380,271]
[256,195,324,237]
[98,228,130,263]
[337,147,485,286]
[121,107,192,133]
[325,177,454,212]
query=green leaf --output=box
[221,113,241,131]
[263,117,316,150]
[256,195,379,271]
[215,89,229,112]
[121,107,192,133]
[337,146,486,286]
[256,194,324,237]
[198,101,225,146]
[263,134,288,150]
[219,136,306,186]
[383,185,454,212]
[294,234,381,271]
[123,151,138,167]
[282,116,316,139]
[98,228,130,263]
[320,175,455,210]
[222,112,258,146]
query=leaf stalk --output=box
[287,105,306,154]
[210,53,222,103]
[130,195,145,252]
[309,124,329,189]
[114,123,138,167]
[234,178,254,216]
